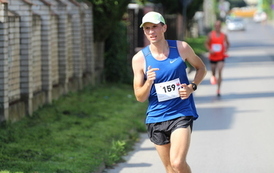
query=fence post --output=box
[80,2,95,85]
[0,1,9,121]
[32,0,53,104]
[57,2,69,94]
[68,0,83,90]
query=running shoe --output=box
[210,76,217,85]
[217,90,221,97]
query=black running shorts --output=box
[210,59,225,64]
[146,116,193,145]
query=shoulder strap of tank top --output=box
[167,40,177,48]
[210,31,215,38]
[141,45,151,57]
[167,40,181,58]
[141,46,151,74]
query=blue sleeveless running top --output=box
[142,40,199,124]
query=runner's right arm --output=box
[132,51,159,102]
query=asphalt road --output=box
[104,20,274,173]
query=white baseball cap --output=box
[140,11,166,28]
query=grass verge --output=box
[185,36,207,55]
[185,36,208,70]
[0,84,147,173]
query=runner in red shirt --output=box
[205,20,230,96]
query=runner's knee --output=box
[170,158,187,172]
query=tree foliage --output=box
[104,21,131,84]
[88,0,131,42]
[262,0,272,18]
[226,0,247,9]
[148,0,204,21]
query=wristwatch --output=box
[191,83,197,91]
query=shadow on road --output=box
[193,106,261,131]
[193,106,235,131]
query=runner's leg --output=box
[210,63,217,85]
[216,61,225,95]
[170,126,192,173]
[155,144,175,173]
[210,63,217,76]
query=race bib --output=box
[154,78,181,102]
[212,44,222,52]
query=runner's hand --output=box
[146,66,159,84]
[179,83,192,99]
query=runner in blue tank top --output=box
[132,11,207,173]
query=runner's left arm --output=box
[178,41,207,88]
